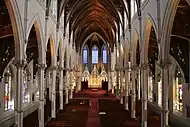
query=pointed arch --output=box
[161,0,181,59]
[143,16,159,62]
[132,30,139,65]
[81,32,110,55]
[26,17,44,64]
[5,0,23,60]
[46,32,56,66]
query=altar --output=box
[82,65,107,88]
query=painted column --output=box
[115,64,120,99]
[120,68,123,104]
[59,67,64,110]
[137,68,141,100]
[124,64,129,110]
[140,63,149,127]
[108,53,112,91]
[65,68,69,104]
[131,65,137,118]
[75,76,80,93]
[115,42,120,99]
[38,64,46,127]
[15,60,25,127]
[48,71,52,101]
[161,59,171,127]
[108,70,111,91]
[119,42,123,104]
[69,69,73,99]
[75,64,80,93]
[78,54,82,92]
[111,52,115,93]
[51,66,57,118]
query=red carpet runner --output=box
[86,98,100,127]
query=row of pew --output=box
[45,99,90,127]
[98,99,141,127]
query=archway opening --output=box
[147,26,159,102]
[26,24,39,102]
[0,0,15,77]
[170,0,190,113]
[0,0,16,112]
[44,39,53,121]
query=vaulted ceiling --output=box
[55,0,133,51]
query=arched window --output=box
[92,45,98,64]
[23,69,30,103]
[4,67,14,111]
[174,66,183,112]
[83,46,88,64]
[102,46,107,63]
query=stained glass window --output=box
[102,46,107,63]
[83,46,88,64]
[92,45,98,64]
[4,68,14,111]
[23,70,30,103]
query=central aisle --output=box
[74,90,116,127]
[86,98,100,127]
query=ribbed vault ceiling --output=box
[56,0,130,50]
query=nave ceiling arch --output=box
[161,0,190,83]
[143,17,159,77]
[131,30,140,66]
[0,0,23,77]
[51,0,132,52]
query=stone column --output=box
[108,70,111,91]
[140,63,149,127]
[115,64,120,99]
[161,59,171,127]
[47,71,52,101]
[59,67,64,110]
[38,64,46,127]
[69,69,73,99]
[108,54,112,91]
[120,68,124,104]
[137,68,141,100]
[15,60,25,127]
[111,52,115,93]
[124,65,129,110]
[131,65,137,118]
[75,76,79,93]
[111,69,114,94]
[65,68,69,104]
[75,65,80,92]
[51,66,57,118]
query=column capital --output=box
[75,66,80,72]
[69,68,73,72]
[131,65,139,71]
[14,60,27,68]
[160,59,172,69]
[51,66,58,70]
[58,67,64,71]
[124,67,130,71]
[140,63,149,70]
[65,68,70,71]
[37,64,46,69]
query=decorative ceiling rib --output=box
[56,0,131,50]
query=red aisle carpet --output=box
[75,90,116,127]
[85,98,100,127]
